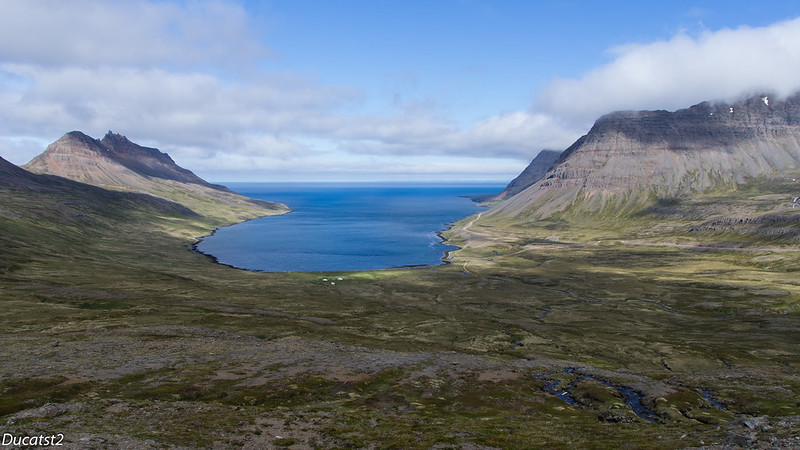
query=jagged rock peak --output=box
[103,130,127,141]
[101,131,148,151]
[100,130,131,149]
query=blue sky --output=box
[1,1,800,182]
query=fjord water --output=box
[196,183,504,272]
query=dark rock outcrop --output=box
[491,93,800,219]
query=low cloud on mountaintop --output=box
[536,17,800,126]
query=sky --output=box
[1,0,800,182]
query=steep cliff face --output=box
[23,132,289,220]
[492,150,561,201]
[491,94,800,219]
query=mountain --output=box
[491,150,561,201]
[23,131,288,222]
[1,154,199,272]
[24,131,216,189]
[1,154,196,214]
[490,93,800,219]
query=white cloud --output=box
[332,111,578,159]
[325,16,800,163]
[0,0,266,69]
[191,152,526,183]
[0,0,566,172]
[0,135,52,164]
[0,64,356,154]
[536,17,800,124]
[2,1,800,181]
[462,112,575,154]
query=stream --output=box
[533,368,727,423]
[533,368,662,423]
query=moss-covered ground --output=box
[0,173,798,447]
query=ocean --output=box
[195,182,504,272]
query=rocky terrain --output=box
[491,93,800,219]
[22,131,288,222]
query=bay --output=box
[195,182,504,272]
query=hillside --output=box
[0,155,203,270]
[490,93,800,219]
[1,154,194,217]
[0,155,34,185]
[23,131,288,224]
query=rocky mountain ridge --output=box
[490,93,800,219]
[21,132,288,221]
[24,131,217,189]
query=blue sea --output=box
[195,182,503,272]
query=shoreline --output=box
[192,217,466,274]
[190,210,293,272]
[191,190,489,273]
[436,224,460,265]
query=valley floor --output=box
[1,175,799,448]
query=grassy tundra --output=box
[1,168,799,448]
